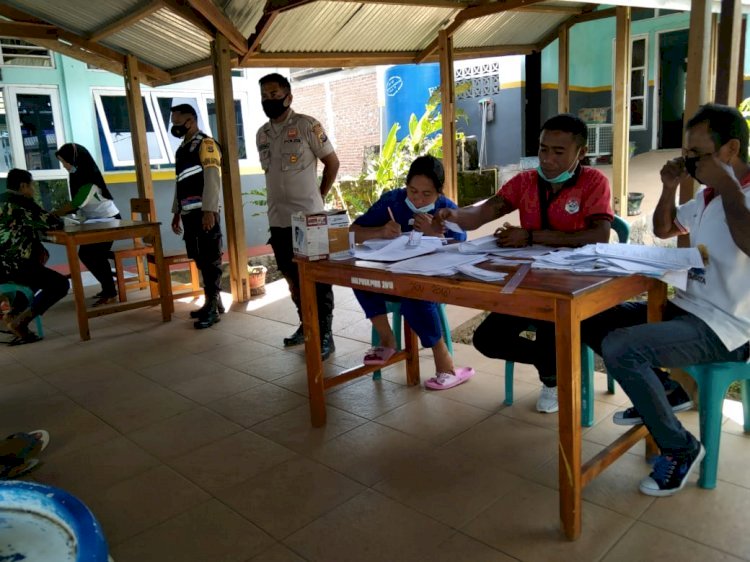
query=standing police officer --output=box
[170,103,224,329]
[256,73,340,359]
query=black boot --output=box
[194,296,221,329]
[320,315,335,360]
[283,325,305,347]
[190,299,225,318]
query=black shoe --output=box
[193,299,221,329]
[613,385,694,426]
[190,301,225,318]
[321,332,335,361]
[639,443,705,496]
[283,325,305,347]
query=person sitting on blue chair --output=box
[0,169,68,344]
[582,103,750,497]
[350,155,475,390]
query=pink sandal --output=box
[424,367,475,390]
[363,346,396,365]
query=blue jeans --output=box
[583,301,750,453]
[354,290,442,348]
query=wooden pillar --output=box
[124,54,154,200]
[211,34,250,303]
[737,16,747,104]
[715,0,743,105]
[612,7,631,218]
[558,25,570,114]
[438,30,457,203]
[708,14,720,101]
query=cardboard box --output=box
[291,210,351,260]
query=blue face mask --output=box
[537,150,581,184]
[405,197,435,214]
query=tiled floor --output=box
[3,281,750,562]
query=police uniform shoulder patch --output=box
[311,122,328,144]
[199,138,221,168]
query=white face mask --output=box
[405,197,435,214]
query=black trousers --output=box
[182,211,223,299]
[78,242,115,296]
[269,226,334,329]
[4,261,69,317]
[473,313,558,387]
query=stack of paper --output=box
[353,235,444,262]
[387,252,486,276]
[532,243,703,290]
[456,263,508,282]
[458,235,555,258]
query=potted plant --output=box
[248,264,267,296]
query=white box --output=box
[291,210,350,260]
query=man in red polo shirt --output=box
[436,113,613,413]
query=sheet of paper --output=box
[457,263,508,282]
[387,252,485,276]
[593,243,703,269]
[352,235,443,262]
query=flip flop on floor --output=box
[424,367,475,390]
[0,430,50,480]
[363,346,396,365]
[8,333,42,346]
[0,457,41,479]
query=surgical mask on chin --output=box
[537,150,581,184]
[262,97,289,119]
[405,197,435,214]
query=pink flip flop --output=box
[363,346,396,365]
[424,367,475,390]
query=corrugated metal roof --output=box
[6,0,143,35]
[220,0,266,38]
[454,11,570,48]
[260,1,457,53]
[103,7,213,69]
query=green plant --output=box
[740,97,750,158]
[242,186,267,217]
[331,83,470,218]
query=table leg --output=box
[645,280,668,459]
[150,227,173,319]
[403,319,420,386]
[65,240,89,341]
[299,262,325,426]
[556,299,582,540]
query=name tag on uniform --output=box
[181,195,203,211]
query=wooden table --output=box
[45,220,172,341]
[296,257,666,540]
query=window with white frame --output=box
[630,37,648,129]
[93,90,169,167]
[152,94,209,157]
[0,38,53,68]
[206,98,248,160]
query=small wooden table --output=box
[45,220,172,341]
[296,257,666,540]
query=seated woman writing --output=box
[350,155,474,390]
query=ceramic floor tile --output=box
[601,522,744,562]
[89,465,211,545]
[310,421,432,486]
[640,481,750,559]
[169,367,264,404]
[217,456,364,539]
[374,445,527,528]
[248,543,307,562]
[0,362,37,385]
[196,339,281,367]
[286,489,452,562]
[207,382,308,427]
[169,430,297,493]
[109,499,272,562]
[436,369,525,412]
[325,377,423,419]
[416,532,518,562]
[127,407,242,460]
[229,350,307,381]
[135,355,230,385]
[462,479,634,562]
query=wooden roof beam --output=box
[161,0,218,40]
[88,0,165,42]
[0,21,57,40]
[169,53,239,83]
[186,0,248,54]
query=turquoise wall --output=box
[542,11,750,88]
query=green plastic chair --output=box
[503,216,629,426]
[0,283,44,338]
[371,301,452,380]
[683,362,750,489]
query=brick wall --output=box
[292,71,380,177]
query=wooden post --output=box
[612,6,631,217]
[124,54,154,201]
[558,25,570,114]
[715,0,743,105]
[737,16,747,105]
[211,34,250,302]
[709,14,719,101]
[438,30,457,203]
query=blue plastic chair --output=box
[503,216,629,426]
[682,362,750,489]
[0,283,44,338]
[371,301,452,380]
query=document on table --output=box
[458,235,556,258]
[457,263,508,282]
[352,235,444,262]
[387,252,485,276]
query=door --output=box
[658,29,689,148]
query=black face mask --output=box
[684,156,700,180]
[170,124,188,139]
[262,97,288,119]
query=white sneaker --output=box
[536,386,559,413]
